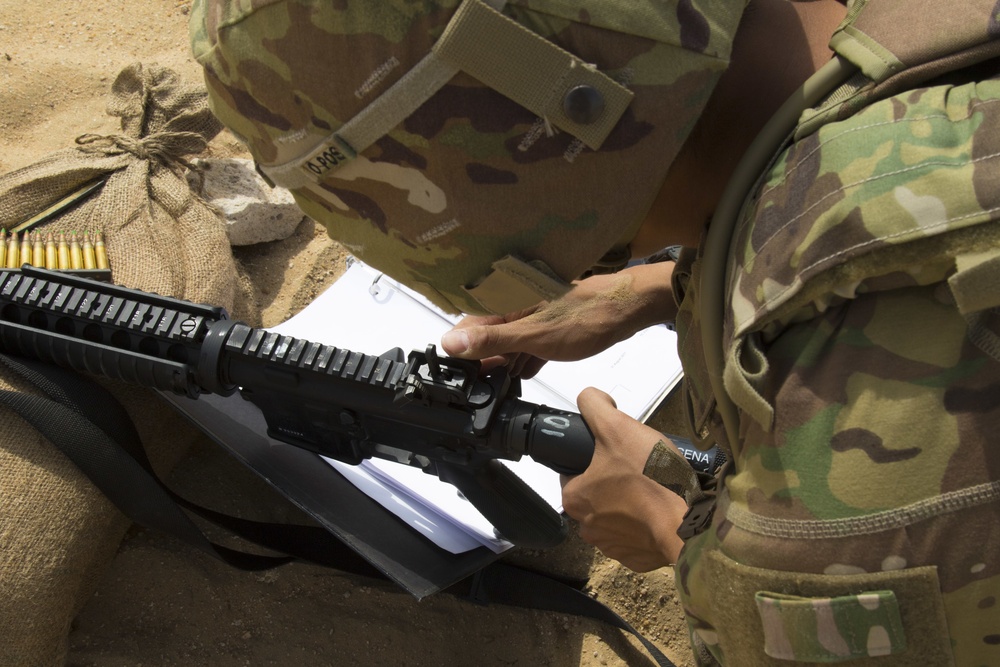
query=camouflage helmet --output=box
[191,0,747,315]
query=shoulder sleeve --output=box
[732,281,1000,518]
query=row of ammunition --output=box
[1,230,109,272]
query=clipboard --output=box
[160,390,502,598]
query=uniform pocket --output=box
[703,549,955,666]
[755,590,905,662]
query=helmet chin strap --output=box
[698,54,857,449]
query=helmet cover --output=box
[191,0,747,314]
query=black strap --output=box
[461,562,677,667]
[0,353,380,576]
[0,353,676,666]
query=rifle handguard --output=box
[0,266,595,548]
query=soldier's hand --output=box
[560,388,686,572]
[440,262,676,378]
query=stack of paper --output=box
[269,260,683,554]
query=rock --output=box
[189,158,304,246]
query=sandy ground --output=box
[1,2,695,665]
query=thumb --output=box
[440,320,536,359]
[577,386,617,415]
[576,387,621,430]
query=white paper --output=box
[323,457,490,554]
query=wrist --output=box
[637,478,688,566]
[620,262,677,330]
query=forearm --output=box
[441,260,678,375]
[599,260,678,339]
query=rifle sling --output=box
[456,562,678,667]
[0,352,374,574]
[0,352,676,667]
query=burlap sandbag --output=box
[0,63,254,666]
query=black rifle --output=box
[0,266,593,549]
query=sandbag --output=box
[0,62,254,666]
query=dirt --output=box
[1,2,695,665]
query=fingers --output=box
[440,325,528,373]
[440,314,504,356]
[441,317,544,361]
[518,356,548,380]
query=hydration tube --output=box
[698,55,859,449]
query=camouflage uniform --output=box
[672,2,1000,663]
[191,1,1000,664]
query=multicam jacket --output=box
[670,1,1000,664]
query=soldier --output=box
[191,0,1000,663]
